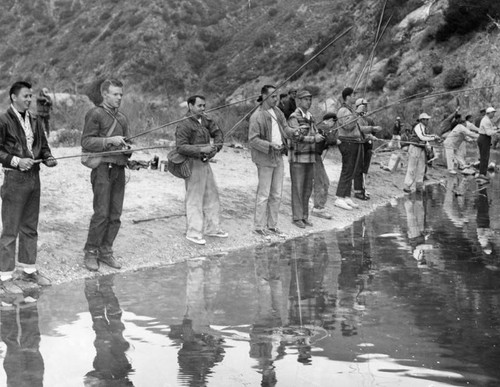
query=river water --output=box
[1,174,500,386]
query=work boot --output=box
[18,271,52,287]
[84,250,99,272]
[99,254,122,269]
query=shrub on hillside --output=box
[368,73,386,92]
[443,66,468,90]
[403,77,433,98]
[385,56,401,75]
[432,63,443,75]
[386,78,401,90]
[81,29,99,43]
[253,31,276,48]
[435,0,500,41]
[268,8,278,17]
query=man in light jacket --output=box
[249,85,289,236]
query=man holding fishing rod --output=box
[81,79,131,272]
[0,81,57,292]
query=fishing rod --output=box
[223,26,354,139]
[33,145,171,163]
[125,94,259,141]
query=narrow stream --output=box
[1,170,500,386]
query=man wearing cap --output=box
[311,113,338,219]
[249,85,289,236]
[287,89,324,228]
[281,88,297,119]
[389,116,402,149]
[355,98,381,200]
[477,107,500,182]
[403,113,440,193]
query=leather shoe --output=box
[84,251,99,272]
[293,220,306,228]
[303,219,313,227]
[354,193,370,201]
[99,254,122,269]
[19,271,51,287]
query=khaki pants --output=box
[404,145,426,190]
[185,159,221,239]
[254,157,284,229]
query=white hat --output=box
[486,107,496,113]
[419,113,431,120]
[355,98,368,107]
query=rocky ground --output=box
[0,143,451,285]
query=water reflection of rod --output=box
[293,240,303,328]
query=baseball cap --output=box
[296,89,312,99]
[486,107,496,113]
[355,98,368,107]
[419,113,431,120]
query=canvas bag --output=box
[81,117,118,169]
[167,149,192,179]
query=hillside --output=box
[1,0,500,139]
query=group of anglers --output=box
[0,77,498,297]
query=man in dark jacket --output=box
[81,79,130,271]
[0,81,57,292]
[176,95,227,245]
[36,88,52,137]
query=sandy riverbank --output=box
[0,144,450,285]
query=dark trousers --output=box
[290,163,314,221]
[84,164,125,255]
[477,134,491,175]
[0,170,40,272]
[336,142,364,198]
[362,141,373,175]
[2,303,44,387]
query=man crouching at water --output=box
[249,85,289,237]
[0,81,57,292]
[176,95,227,245]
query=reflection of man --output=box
[84,275,133,385]
[404,196,428,267]
[1,302,44,387]
[169,258,224,386]
[476,188,493,255]
[250,244,285,386]
[82,79,130,271]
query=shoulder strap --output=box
[101,107,118,137]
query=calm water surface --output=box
[1,174,500,386]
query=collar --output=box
[101,103,118,116]
[10,104,30,121]
[297,108,312,120]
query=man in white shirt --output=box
[249,85,289,236]
[477,106,500,182]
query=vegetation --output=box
[435,0,500,41]
[443,66,468,90]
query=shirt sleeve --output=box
[81,109,108,152]
[480,117,497,136]
[414,124,436,141]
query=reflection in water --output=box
[1,301,44,387]
[404,193,431,267]
[251,243,285,386]
[169,258,225,387]
[84,275,133,386]
[477,188,494,255]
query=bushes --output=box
[268,8,278,17]
[253,31,276,48]
[385,56,401,75]
[435,0,500,41]
[443,66,468,90]
[403,77,433,98]
[367,73,386,92]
